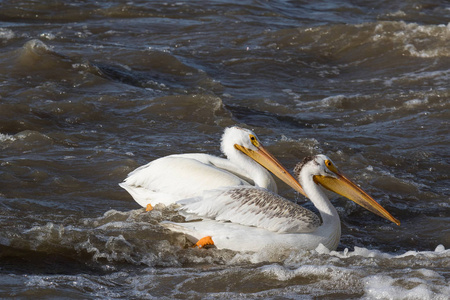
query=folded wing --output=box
[179,186,320,233]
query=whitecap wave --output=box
[0,28,15,40]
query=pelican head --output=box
[295,154,400,225]
[221,126,306,197]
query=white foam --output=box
[39,32,56,40]
[321,94,346,107]
[0,133,15,142]
[13,130,52,142]
[0,28,15,40]
[365,165,374,171]
[416,268,442,279]
[25,276,58,288]
[386,10,407,17]
[363,274,450,300]
[373,21,450,58]
[434,244,445,252]
[403,98,428,108]
[24,274,124,298]
[253,245,450,299]
[404,44,445,58]
[260,263,351,282]
[325,244,449,260]
[23,39,53,52]
[229,245,307,264]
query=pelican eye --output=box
[249,134,259,147]
[324,159,338,173]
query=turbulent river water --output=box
[1,0,449,299]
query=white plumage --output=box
[163,155,400,252]
[178,186,319,233]
[120,126,305,208]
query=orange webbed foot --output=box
[194,236,214,248]
[146,204,153,212]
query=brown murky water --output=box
[1,0,449,298]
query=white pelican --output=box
[162,155,400,251]
[119,126,306,209]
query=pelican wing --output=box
[120,154,252,207]
[179,186,321,233]
[172,153,256,186]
